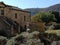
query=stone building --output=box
[0,2,30,36]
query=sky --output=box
[0,0,60,9]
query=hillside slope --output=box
[25,4,60,16]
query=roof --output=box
[9,6,30,13]
[0,2,30,13]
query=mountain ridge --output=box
[25,4,60,16]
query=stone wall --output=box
[0,2,31,32]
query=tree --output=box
[50,11,60,23]
[31,12,56,31]
[31,14,41,22]
[31,11,56,23]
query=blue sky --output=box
[0,0,60,9]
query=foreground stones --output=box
[0,31,60,45]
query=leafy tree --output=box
[31,11,56,23]
[31,12,56,31]
[31,14,41,22]
[50,11,60,23]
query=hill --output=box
[25,4,60,16]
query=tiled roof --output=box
[0,2,30,13]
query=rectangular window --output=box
[24,16,26,21]
[1,10,4,15]
[15,13,17,18]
